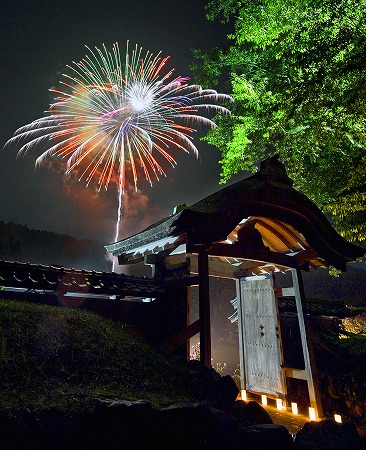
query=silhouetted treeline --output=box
[0,221,110,271]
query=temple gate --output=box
[106,155,365,420]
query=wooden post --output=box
[235,278,246,390]
[186,258,191,360]
[291,268,323,418]
[272,272,288,406]
[198,251,211,367]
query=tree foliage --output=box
[191,0,366,245]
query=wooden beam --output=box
[198,251,211,367]
[189,254,264,278]
[284,368,308,380]
[188,242,305,269]
[158,319,200,355]
[163,275,200,288]
[235,279,246,391]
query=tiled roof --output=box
[105,155,365,271]
[0,259,164,298]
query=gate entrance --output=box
[237,275,285,397]
[106,155,365,421]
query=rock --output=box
[84,399,153,449]
[228,400,273,428]
[211,375,239,408]
[150,401,220,449]
[184,361,239,409]
[0,408,75,450]
[238,423,295,450]
[208,408,241,449]
[0,398,363,450]
[293,418,363,449]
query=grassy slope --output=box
[0,300,194,414]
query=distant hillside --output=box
[0,221,110,271]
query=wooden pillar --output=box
[291,268,323,418]
[235,278,246,390]
[198,251,211,367]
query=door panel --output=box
[240,277,285,396]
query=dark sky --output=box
[0,0,244,247]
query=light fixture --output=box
[276,399,283,410]
[291,402,298,415]
[334,414,342,423]
[241,390,247,401]
[261,395,267,406]
[309,407,316,421]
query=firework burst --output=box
[5,42,233,270]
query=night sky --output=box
[0,0,241,246]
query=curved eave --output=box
[178,181,364,270]
[105,212,184,257]
[105,158,365,271]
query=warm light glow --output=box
[309,407,316,421]
[334,414,342,423]
[241,390,247,401]
[261,395,267,406]
[291,402,298,415]
[276,399,283,410]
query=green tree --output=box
[191,0,366,245]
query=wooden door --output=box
[238,276,285,396]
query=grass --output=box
[329,332,366,355]
[2,298,365,419]
[331,308,366,356]
[0,299,196,415]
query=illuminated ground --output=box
[239,393,311,435]
[266,404,310,435]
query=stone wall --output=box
[0,368,363,450]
